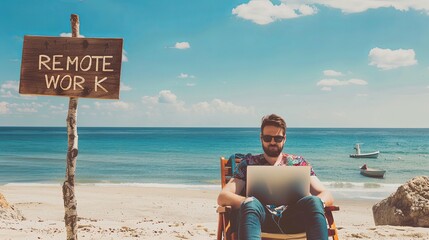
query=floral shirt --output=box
[233,153,316,182]
[233,153,316,217]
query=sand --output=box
[1,184,428,240]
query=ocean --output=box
[1,127,428,199]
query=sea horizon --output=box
[1,126,429,129]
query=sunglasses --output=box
[261,135,285,143]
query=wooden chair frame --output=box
[217,157,340,240]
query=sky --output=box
[1,0,429,127]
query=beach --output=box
[1,184,429,240]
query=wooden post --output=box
[62,14,80,240]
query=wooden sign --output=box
[19,36,123,99]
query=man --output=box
[217,114,334,240]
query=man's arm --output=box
[217,178,246,209]
[310,176,334,206]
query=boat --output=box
[349,143,379,158]
[360,164,386,178]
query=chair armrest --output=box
[217,205,232,214]
[324,205,340,211]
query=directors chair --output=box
[217,155,340,240]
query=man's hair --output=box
[261,114,287,135]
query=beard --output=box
[262,143,284,157]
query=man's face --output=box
[261,125,286,157]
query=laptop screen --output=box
[246,166,311,206]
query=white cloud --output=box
[94,101,132,111]
[16,107,37,113]
[348,78,368,85]
[317,78,368,86]
[81,104,90,109]
[317,78,368,91]
[317,79,348,86]
[178,73,188,78]
[173,42,190,49]
[142,90,185,112]
[158,90,178,104]
[178,73,195,79]
[233,1,429,25]
[59,33,85,38]
[122,49,128,62]
[0,90,14,98]
[111,101,131,110]
[120,83,132,91]
[321,87,332,91]
[1,81,20,98]
[192,99,254,114]
[298,0,429,14]
[186,83,196,87]
[1,81,19,92]
[49,104,65,111]
[357,93,368,97]
[369,47,417,70]
[232,0,317,25]
[7,102,43,114]
[323,70,343,77]
[0,101,9,114]
[142,90,254,115]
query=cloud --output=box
[192,99,254,114]
[178,73,195,79]
[0,101,9,114]
[122,49,128,62]
[323,70,343,77]
[1,81,18,98]
[8,102,43,114]
[301,0,429,14]
[142,90,254,115]
[0,90,14,98]
[94,101,132,111]
[369,47,417,70]
[321,87,332,91]
[1,81,19,92]
[59,32,85,38]
[186,83,196,87]
[232,0,317,25]
[142,90,185,112]
[317,78,368,86]
[173,42,190,49]
[233,1,429,25]
[120,83,132,91]
[158,90,178,104]
[1,80,37,99]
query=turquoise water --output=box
[1,127,428,195]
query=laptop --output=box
[246,166,311,206]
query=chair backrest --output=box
[220,156,242,188]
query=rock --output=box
[372,176,429,227]
[0,192,25,220]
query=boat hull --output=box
[350,151,380,158]
[360,169,385,178]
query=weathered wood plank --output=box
[20,35,123,99]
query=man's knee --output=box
[239,197,265,217]
[298,195,324,213]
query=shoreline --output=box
[1,181,401,201]
[1,184,429,239]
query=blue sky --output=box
[1,0,429,127]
